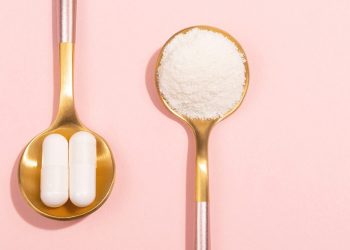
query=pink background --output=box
[1,0,350,249]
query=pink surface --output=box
[1,0,350,249]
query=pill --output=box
[40,134,69,207]
[69,131,96,207]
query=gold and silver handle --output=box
[53,0,77,127]
[194,121,212,250]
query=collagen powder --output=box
[157,28,246,120]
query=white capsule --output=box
[40,134,69,207]
[69,131,96,207]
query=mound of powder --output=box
[157,28,246,120]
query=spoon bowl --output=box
[155,25,249,249]
[156,25,249,125]
[19,122,115,220]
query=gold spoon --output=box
[18,0,115,220]
[155,26,249,250]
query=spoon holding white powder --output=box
[156,26,249,250]
[157,28,247,120]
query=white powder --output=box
[157,28,246,120]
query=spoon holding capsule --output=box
[18,0,115,220]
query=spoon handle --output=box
[193,121,212,250]
[52,0,78,127]
[60,0,76,43]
